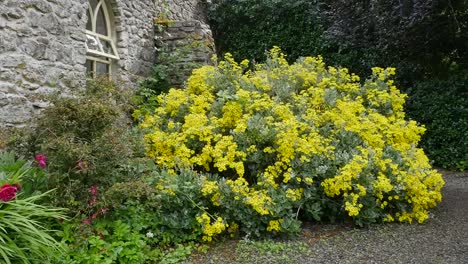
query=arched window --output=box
[85,0,119,77]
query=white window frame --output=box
[85,0,119,78]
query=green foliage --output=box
[235,239,308,263]
[0,151,32,185]
[61,219,193,264]
[7,78,143,211]
[104,169,204,246]
[0,152,47,196]
[208,0,468,81]
[0,128,11,150]
[61,168,200,263]
[157,244,194,264]
[0,152,66,264]
[62,220,152,264]
[135,63,171,114]
[207,0,324,63]
[0,193,65,264]
[405,71,468,169]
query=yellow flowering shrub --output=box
[141,47,444,238]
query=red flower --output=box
[0,184,18,202]
[35,154,47,169]
[81,218,92,224]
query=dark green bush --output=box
[8,78,144,210]
[209,0,468,82]
[208,0,325,63]
[321,0,468,83]
[405,72,468,169]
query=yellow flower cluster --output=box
[142,48,334,188]
[321,147,369,197]
[267,219,283,232]
[201,177,221,206]
[285,188,304,202]
[225,177,272,215]
[155,181,176,196]
[201,177,219,196]
[196,213,228,242]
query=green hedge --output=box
[208,0,468,80]
[405,72,468,169]
[208,0,325,63]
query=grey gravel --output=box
[304,170,468,264]
[188,171,468,264]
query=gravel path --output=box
[189,170,468,264]
[304,170,468,264]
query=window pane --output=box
[102,40,113,54]
[86,9,92,30]
[85,60,93,74]
[96,6,108,36]
[90,0,99,12]
[85,0,118,79]
[86,34,102,52]
[96,62,109,76]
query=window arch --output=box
[85,0,119,77]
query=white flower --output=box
[146,231,154,238]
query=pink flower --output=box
[81,218,92,224]
[0,184,18,202]
[35,154,47,169]
[88,185,98,196]
[88,186,98,206]
[100,208,108,215]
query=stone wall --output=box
[155,20,214,86]
[0,0,213,127]
[0,0,88,126]
[155,0,215,87]
[112,0,158,84]
[165,0,209,23]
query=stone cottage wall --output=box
[0,0,214,127]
